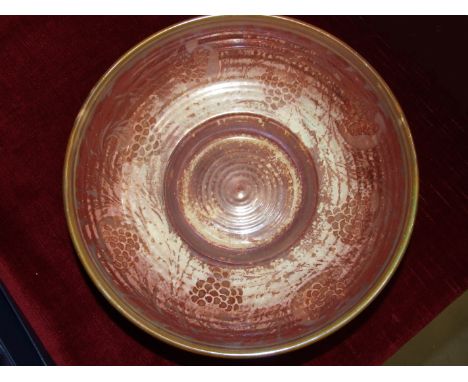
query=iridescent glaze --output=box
[64,16,418,357]
[165,113,318,265]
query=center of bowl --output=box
[164,113,318,265]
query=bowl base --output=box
[164,112,318,265]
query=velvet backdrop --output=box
[0,16,467,365]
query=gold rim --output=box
[63,16,419,358]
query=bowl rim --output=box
[63,15,419,358]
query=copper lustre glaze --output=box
[64,16,418,357]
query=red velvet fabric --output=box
[0,16,466,365]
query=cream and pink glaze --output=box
[72,18,411,350]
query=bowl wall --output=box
[64,16,418,357]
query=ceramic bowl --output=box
[64,16,418,357]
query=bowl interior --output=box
[66,16,416,356]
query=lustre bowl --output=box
[64,16,418,357]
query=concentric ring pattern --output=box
[164,113,318,264]
[67,17,416,355]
